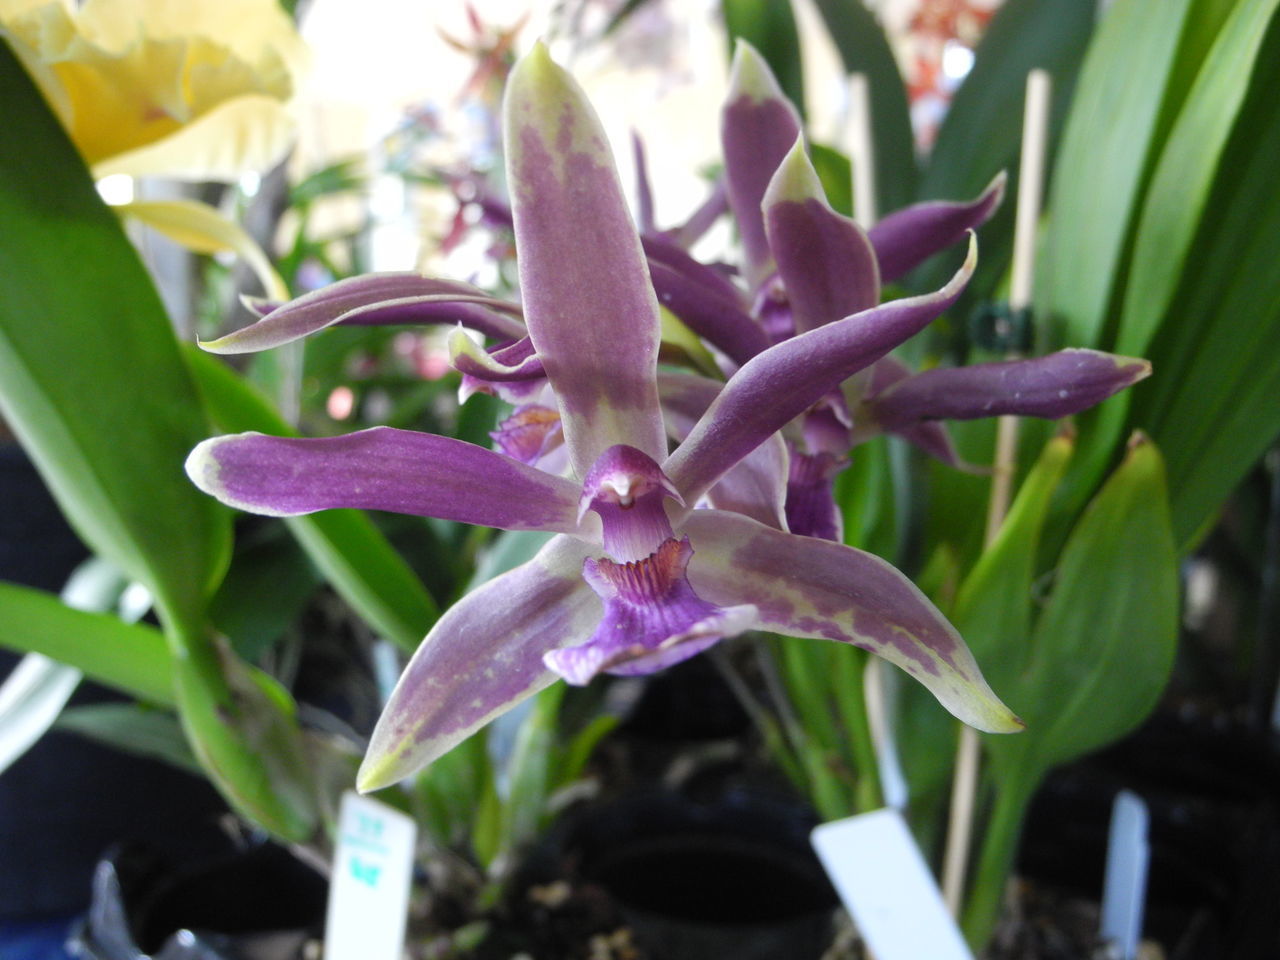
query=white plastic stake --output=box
[1100,790,1150,960]
[325,791,417,960]
[814,809,975,960]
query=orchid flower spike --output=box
[186,43,1022,792]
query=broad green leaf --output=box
[0,40,229,634]
[897,432,1070,806]
[963,436,1177,946]
[990,436,1178,775]
[809,0,917,213]
[208,523,322,662]
[185,345,439,652]
[722,0,806,118]
[1124,0,1280,547]
[1040,0,1229,351]
[0,581,173,705]
[171,637,320,840]
[915,0,1094,307]
[809,142,854,218]
[497,684,565,866]
[951,431,1074,691]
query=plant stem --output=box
[961,772,1038,948]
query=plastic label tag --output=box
[812,808,974,960]
[325,791,417,960]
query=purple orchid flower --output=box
[185,44,1022,790]
[707,42,1151,540]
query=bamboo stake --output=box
[846,73,877,229]
[942,68,1052,917]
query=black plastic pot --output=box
[558,788,838,960]
[68,841,328,960]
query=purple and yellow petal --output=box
[682,510,1022,733]
[665,236,977,508]
[867,349,1152,428]
[201,273,526,354]
[763,139,879,334]
[358,536,599,790]
[722,40,803,290]
[504,42,666,478]
[185,427,589,535]
[868,172,1006,283]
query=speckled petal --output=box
[682,510,1022,733]
[186,427,589,535]
[358,536,599,790]
[504,43,666,477]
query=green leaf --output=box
[809,0,918,213]
[0,40,229,634]
[722,0,806,118]
[56,703,203,777]
[1039,0,1229,352]
[991,436,1178,775]
[951,431,1074,692]
[209,523,322,662]
[185,346,439,651]
[1123,0,1280,547]
[0,654,81,774]
[0,581,174,706]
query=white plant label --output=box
[325,791,416,960]
[812,808,974,960]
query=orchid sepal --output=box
[357,535,599,792]
[868,171,1006,282]
[185,427,592,536]
[504,40,666,478]
[200,272,526,354]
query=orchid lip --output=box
[544,536,758,685]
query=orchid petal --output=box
[763,138,879,334]
[665,236,977,508]
[200,273,525,354]
[448,329,545,382]
[358,536,599,790]
[682,510,1022,733]
[504,42,666,478]
[185,427,589,534]
[658,371,787,528]
[722,40,803,290]
[869,171,1006,283]
[867,349,1152,428]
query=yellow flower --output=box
[0,0,308,180]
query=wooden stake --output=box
[942,68,1052,917]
